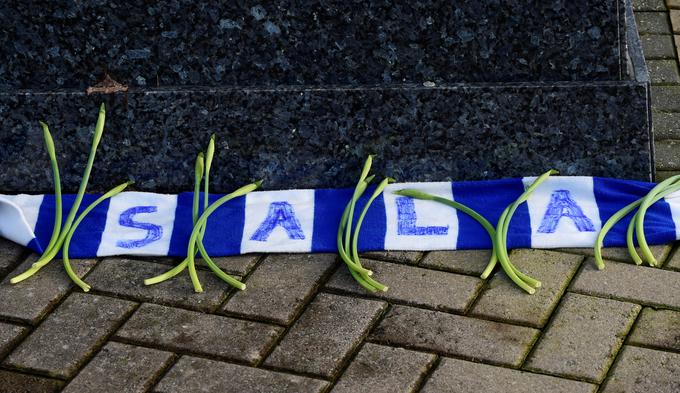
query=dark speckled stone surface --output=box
[0,0,627,89]
[0,82,651,193]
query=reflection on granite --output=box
[1,0,626,89]
[0,83,651,193]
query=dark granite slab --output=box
[0,82,651,193]
[0,0,626,90]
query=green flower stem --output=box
[337,193,386,291]
[594,199,642,269]
[392,189,499,279]
[497,207,541,288]
[196,241,246,290]
[635,177,680,266]
[63,181,132,291]
[186,181,262,292]
[494,170,557,293]
[495,208,538,294]
[144,153,205,286]
[337,208,379,292]
[337,180,375,277]
[344,156,374,264]
[344,173,375,273]
[351,178,394,263]
[39,121,62,256]
[194,152,205,224]
[348,178,394,292]
[336,205,380,292]
[11,103,106,285]
[627,179,680,266]
[193,136,246,290]
[144,259,188,285]
[625,212,644,265]
[625,176,679,265]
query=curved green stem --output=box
[626,210,644,265]
[629,180,680,266]
[196,240,246,290]
[337,184,374,277]
[497,207,541,288]
[186,136,245,291]
[144,152,204,286]
[594,199,642,269]
[185,137,216,292]
[494,170,557,293]
[635,177,680,266]
[348,178,394,292]
[63,181,132,291]
[337,205,379,292]
[144,259,188,285]
[40,121,62,256]
[186,181,262,292]
[12,103,106,284]
[344,174,375,271]
[495,208,537,294]
[392,189,499,279]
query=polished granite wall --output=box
[0,83,650,193]
[1,0,626,89]
[0,0,653,192]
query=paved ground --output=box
[1,1,680,392]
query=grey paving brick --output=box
[636,11,673,33]
[664,245,680,270]
[649,59,680,83]
[524,293,640,383]
[0,255,97,324]
[264,293,386,378]
[419,250,492,276]
[642,34,678,58]
[87,258,234,312]
[326,259,482,313]
[672,10,680,33]
[421,357,596,393]
[559,245,672,265]
[0,239,25,279]
[0,322,27,359]
[136,254,260,276]
[0,370,63,393]
[221,254,336,324]
[154,356,327,393]
[197,254,260,276]
[655,170,680,181]
[63,342,173,393]
[471,250,583,328]
[628,307,680,350]
[4,293,136,379]
[653,111,680,139]
[571,259,680,308]
[370,305,539,367]
[331,343,436,393]
[115,303,282,365]
[652,86,680,111]
[633,0,667,11]
[601,346,680,393]
[361,251,423,265]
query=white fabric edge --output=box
[0,194,40,247]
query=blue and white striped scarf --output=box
[1,176,678,258]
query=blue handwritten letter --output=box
[116,206,163,248]
[537,190,595,233]
[250,201,305,241]
[396,197,449,236]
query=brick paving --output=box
[0,3,680,392]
